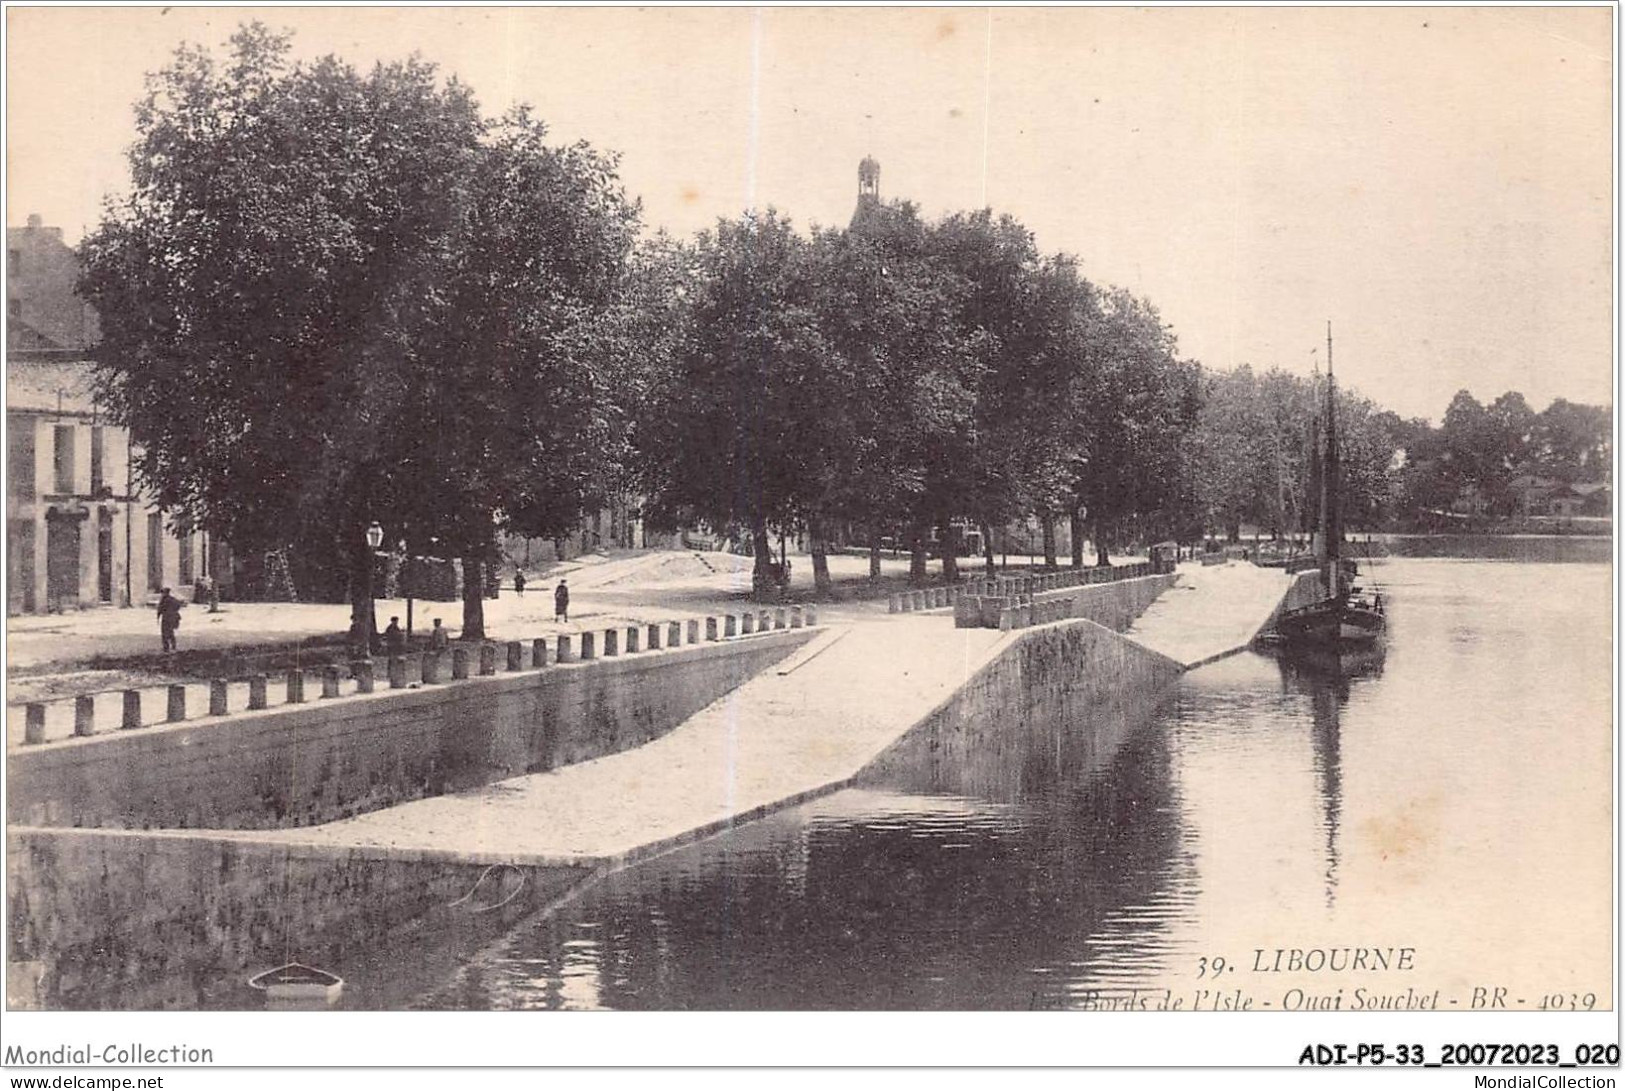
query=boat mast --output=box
[1321,321,1343,596]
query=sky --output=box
[5,5,1614,421]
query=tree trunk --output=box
[809,515,832,596]
[1041,515,1058,568]
[1069,508,1085,568]
[981,523,996,576]
[907,519,929,584]
[348,526,377,652]
[750,515,774,599]
[938,518,959,582]
[460,554,485,640]
[868,528,882,579]
[1094,514,1112,568]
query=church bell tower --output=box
[852,156,881,226]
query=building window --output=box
[147,512,164,592]
[177,515,194,586]
[9,421,35,502]
[90,426,104,495]
[53,425,75,494]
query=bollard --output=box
[506,641,524,671]
[1017,604,1033,628]
[286,670,307,704]
[580,632,596,660]
[805,604,818,626]
[899,592,913,613]
[724,615,737,638]
[453,646,472,679]
[205,680,228,716]
[24,703,46,745]
[479,643,498,675]
[998,608,1013,632]
[648,624,662,651]
[354,660,375,694]
[248,675,269,710]
[790,605,804,628]
[557,634,574,664]
[388,657,408,689]
[604,629,620,656]
[421,652,443,685]
[705,617,718,642]
[122,690,143,729]
[165,683,188,722]
[668,621,683,648]
[625,627,639,654]
[532,638,549,668]
[76,694,97,735]
[741,612,756,635]
[774,608,787,630]
[913,590,927,611]
[889,594,901,614]
[687,619,700,645]
[322,665,344,697]
[759,610,772,632]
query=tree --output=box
[81,25,639,640]
[641,210,837,597]
[379,108,640,638]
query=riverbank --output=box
[9,562,1294,1008]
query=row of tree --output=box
[80,28,1607,643]
[82,27,1208,639]
[635,203,1202,595]
[1392,391,1611,518]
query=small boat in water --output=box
[1277,323,1387,651]
[248,962,344,1007]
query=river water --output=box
[417,558,1612,1011]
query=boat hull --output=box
[1276,599,1386,649]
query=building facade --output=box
[7,215,208,615]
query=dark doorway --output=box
[46,511,83,611]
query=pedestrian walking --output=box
[429,618,449,650]
[554,579,570,623]
[383,616,405,657]
[514,568,526,595]
[156,587,184,652]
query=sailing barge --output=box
[1276,323,1387,650]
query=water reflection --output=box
[1273,643,1387,909]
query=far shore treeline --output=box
[76,27,1612,641]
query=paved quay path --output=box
[232,611,1009,866]
[1124,560,1296,669]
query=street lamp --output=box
[366,522,384,551]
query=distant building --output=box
[7,215,210,614]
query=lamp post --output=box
[366,521,384,552]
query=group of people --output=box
[155,575,572,653]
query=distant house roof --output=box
[6,358,100,415]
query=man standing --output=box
[514,568,526,595]
[554,579,570,623]
[383,616,405,657]
[156,587,184,652]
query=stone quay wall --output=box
[6,828,591,1010]
[953,570,1177,631]
[8,628,816,831]
[856,616,1184,797]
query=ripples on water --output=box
[421,559,1612,1010]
